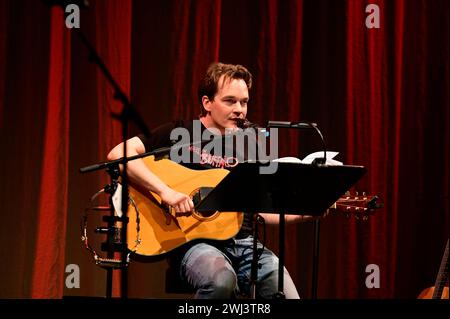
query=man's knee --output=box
[214,268,238,296]
[200,268,237,298]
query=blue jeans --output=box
[180,236,300,299]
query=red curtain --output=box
[30,6,71,299]
[0,0,448,299]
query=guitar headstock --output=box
[333,192,383,220]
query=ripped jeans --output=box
[179,236,300,299]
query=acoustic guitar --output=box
[418,239,449,299]
[125,156,381,256]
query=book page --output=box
[273,151,343,165]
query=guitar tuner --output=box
[333,192,383,219]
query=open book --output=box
[273,151,343,166]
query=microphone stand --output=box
[306,124,326,300]
[70,22,149,299]
[267,121,327,299]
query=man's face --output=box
[202,76,249,134]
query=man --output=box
[107,62,300,298]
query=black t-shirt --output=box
[137,119,258,241]
[138,119,258,169]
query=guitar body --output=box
[127,156,243,256]
[418,239,449,300]
[418,287,449,299]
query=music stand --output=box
[195,161,366,298]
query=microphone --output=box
[235,118,271,139]
[236,118,259,129]
[267,120,317,129]
[267,120,327,166]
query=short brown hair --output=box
[198,62,253,116]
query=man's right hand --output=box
[159,187,194,213]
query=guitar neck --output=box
[432,239,449,299]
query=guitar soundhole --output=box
[191,187,218,220]
[194,211,217,219]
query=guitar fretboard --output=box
[432,239,449,299]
